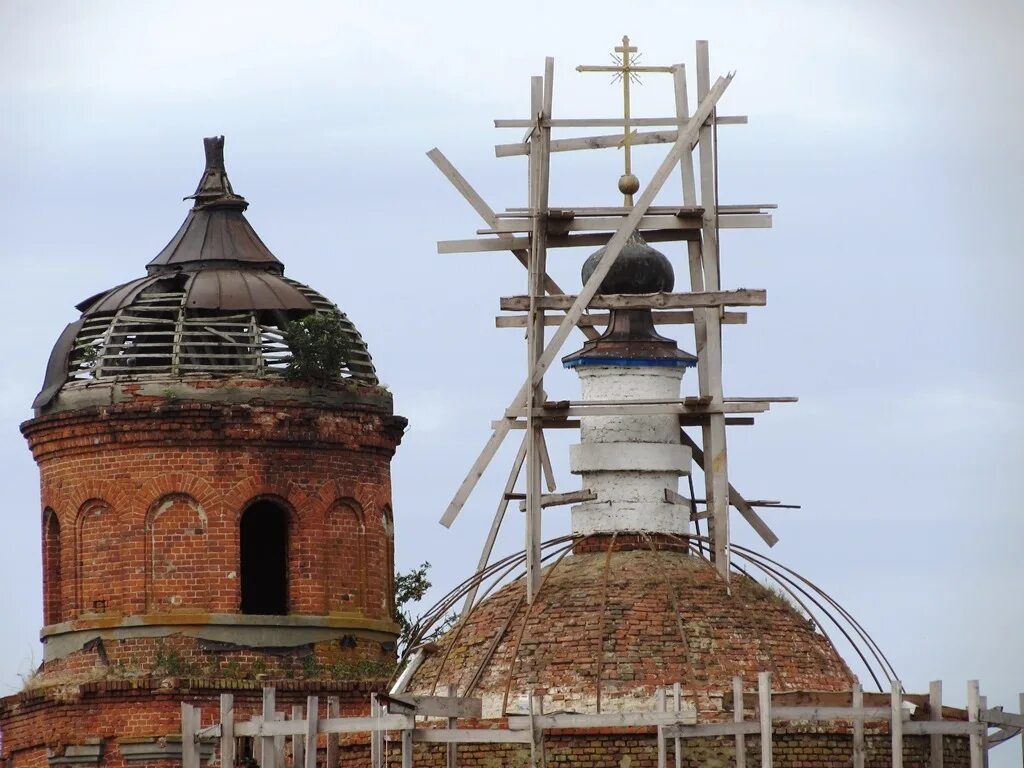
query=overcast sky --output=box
[1,0,1021,760]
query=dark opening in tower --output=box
[240,500,289,615]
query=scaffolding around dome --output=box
[429,38,788,601]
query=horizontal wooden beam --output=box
[387,694,483,719]
[494,115,747,128]
[500,290,766,311]
[505,401,772,419]
[496,119,747,157]
[438,228,701,254]
[491,419,582,430]
[496,310,748,328]
[507,711,696,730]
[478,213,771,234]
[517,489,596,511]
[499,204,775,217]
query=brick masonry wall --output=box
[0,679,381,768]
[16,379,405,691]
[380,731,971,768]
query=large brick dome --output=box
[409,543,855,719]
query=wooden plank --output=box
[674,682,683,768]
[440,228,706,254]
[904,722,983,736]
[500,289,765,311]
[274,711,286,768]
[662,722,762,738]
[493,115,747,128]
[326,697,339,768]
[892,681,905,768]
[220,694,235,768]
[538,430,556,493]
[181,703,199,768]
[969,681,984,768]
[507,711,697,730]
[853,683,866,768]
[478,213,769,233]
[495,310,748,327]
[495,115,745,157]
[291,705,304,768]
[446,685,458,768]
[440,71,733,529]
[508,401,771,418]
[389,695,484,720]
[981,708,1024,729]
[493,419,582,429]
[413,729,533,744]
[734,676,746,768]
[262,687,276,768]
[664,488,692,508]
[657,688,668,768]
[304,697,318,768]
[679,430,779,547]
[525,69,549,604]
[759,672,773,768]
[773,706,895,720]
[402,725,414,768]
[930,681,944,768]
[518,489,596,511]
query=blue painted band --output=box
[563,357,697,370]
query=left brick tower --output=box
[1,137,407,765]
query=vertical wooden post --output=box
[274,712,285,768]
[220,694,235,768]
[326,696,340,768]
[261,687,276,768]
[733,676,746,768]
[891,681,904,768]
[758,672,772,768]
[402,724,414,768]
[929,681,944,768]
[1018,692,1023,768]
[446,684,458,768]
[852,683,865,768]
[968,680,983,768]
[292,704,304,768]
[979,695,988,768]
[657,687,668,768]
[253,716,264,765]
[370,693,383,768]
[672,64,709,398]
[528,691,546,768]
[525,59,553,603]
[182,703,199,768]
[695,39,729,582]
[305,696,318,768]
[673,682,683,768]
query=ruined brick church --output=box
[1,38,1012,765]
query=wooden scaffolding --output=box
[431,37,786,599]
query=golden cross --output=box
[577,36,674,206]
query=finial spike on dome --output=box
[186,135,247,210]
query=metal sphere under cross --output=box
[576,35,675,206]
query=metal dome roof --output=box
[33,137,378,410]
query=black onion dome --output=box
[581,232,674,295]
[33,137,377,410]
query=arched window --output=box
[240,499,289,615]
[43,509,62,625]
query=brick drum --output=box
[1,376,405,766]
